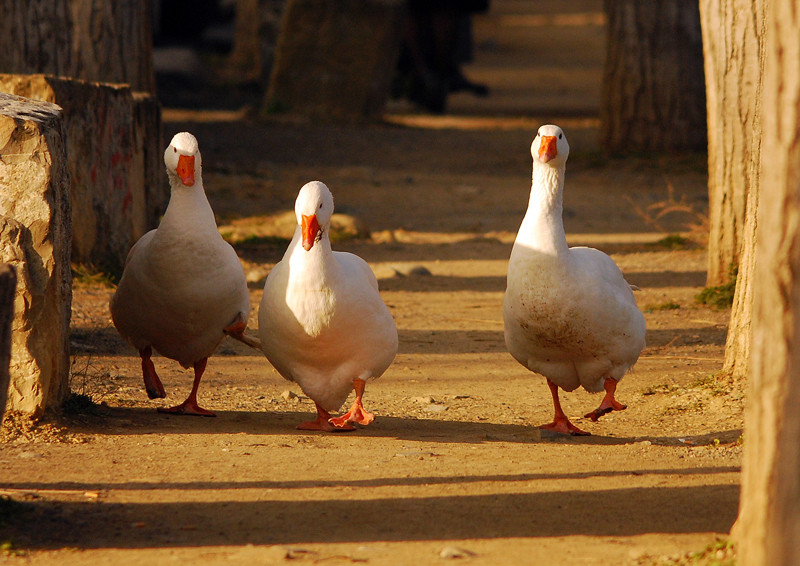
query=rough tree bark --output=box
[70,0,156,94]
[0,0,74,76]
[701,0,767,287]
[737,0,800,563]
[601,0,706,153]
[265,0,405,121]
[699,0,767,377]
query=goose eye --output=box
[173,147,177,153]
[319,203,323,209]
[558,133,563,139]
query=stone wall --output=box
[0,74,164,274]
[0,93,72,415]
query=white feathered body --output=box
[259,231,398,411]
[503,154,645,393]
[111,182,250,367]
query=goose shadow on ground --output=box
[61,406,742,449]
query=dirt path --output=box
[1,2,741,565]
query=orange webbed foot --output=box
[329,404,375,428]
[584,378,627,422]
[328,378,374,428]
[539,417,590,436]
[156,359,213,416]
[298,403,355,432]
[158,400,216,417]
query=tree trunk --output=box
[70,0,156,94]
[229,0,287,88]
[0,263,15,419]
[700,0,767,288]
[698,0,767,378]
[738,1,800,563]
[601,0,706,153]
[0,0,155,94]
[0,0,74,76]
[265,0,405,121]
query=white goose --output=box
[258,181,398,431]
[503,125,646,435]
[110,132,259,416]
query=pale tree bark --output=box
[738,0,800,563]
[701,0,767,288]
[70,0,156,94]
[698,0,767,377]
[0,0,74,75]
[601,0,706,152]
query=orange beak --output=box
[301,214,321,251]
[538,136,558,163]
[176,154,195,186]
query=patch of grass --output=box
[662,399,705,416]
[635,538,735,565]
[648,234,693,250]
[646,301,681,312]
[261,98,288,116]
[696,282,735,309]
[1,539,26,558]
[642,383,679,396]
[696,264,737,309]
[686,539,736,566]
[329,230,361,244]
[692,374,728,396]
[233,234,291,247]
[71,263,118,288]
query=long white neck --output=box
[287,227,337,287]
[160,174,217,234]
[514,160,569,256]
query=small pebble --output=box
[440,546,475,559]
[281,390,299,402]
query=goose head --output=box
[531,124,569,167]
[295,181,334,251]
[164,132,202,187]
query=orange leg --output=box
[140,346,166,399]
[297,402,355,432]
[584,378,627,422]
[158,358,215,417]
[329,378,375,428]
[540,379,590,436]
